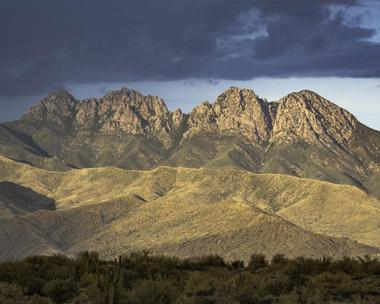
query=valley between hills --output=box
[1,87,380,262]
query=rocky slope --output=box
[1,86,380,196]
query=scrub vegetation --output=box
[1,252,380,304]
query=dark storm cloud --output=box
[0,0,379,97]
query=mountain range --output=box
[1,87,380,261]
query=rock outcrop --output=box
[22,90,77,127]
[184,87,273,143]
[183,87,360,148]
[21,86,361,149]
[23,88,185,148]
[271,90,360,146]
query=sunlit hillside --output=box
[1,156,379,261]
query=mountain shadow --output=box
[0,181,55,215]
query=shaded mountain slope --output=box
[0,181,55,216]
[0,156,379,261]
[0,215,60,260]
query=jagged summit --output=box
[19,86,362,148]
[22,90,76,126]
[102,86,163,103]
[19,86,363,148]
[183,86,360,146]
[21,87,183,148]
[47,89,75,99]
[184,87,273,142]
[272,89,360,145]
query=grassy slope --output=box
[0,156,380,261]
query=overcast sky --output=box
[1,0,380,130]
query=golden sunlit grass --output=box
[1,155,380,260]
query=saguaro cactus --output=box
[232,260,245,289]
[96,256,123,304]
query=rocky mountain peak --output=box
[20,86,361,149]
[183,87,360,147]
[47,90,75,100]
[22,90,77,126]
[215,87,258,109]
[184,87,273,142]
[22,87,184,148]
[82,88,180,147]
[271,90,360,145]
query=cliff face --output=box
[184,87,273,143]
[22,91,77,127]
[183,87,360,149]
[271,90,359,146]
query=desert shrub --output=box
[124,252,181,285]
[186,255,226,270]
[283,256,334,288]
[125,250,152,264]
[1,252,380,303]
[331,256,361,275]
[311,271,357,301]
[42,279,78,303]
[78,271,96,289]
[233,281,260,304]
[248,254,268,272]
[288,257,324,276]
[0,282,53,304]
[0,261,30,286]
[143,255,181,280]
[76,251,99,274]
[356,255,380,275]
[0,282,24,304]
[23,276,47,296]
[26,295,54,304]
[257,274,291,297]
[184,271,216,297]
[271,254,288,269]
[126,279,180,304]
[367,260,380,275]
[231,260,245,271]
[284,261,307,287]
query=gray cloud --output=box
[0,0,379,98]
